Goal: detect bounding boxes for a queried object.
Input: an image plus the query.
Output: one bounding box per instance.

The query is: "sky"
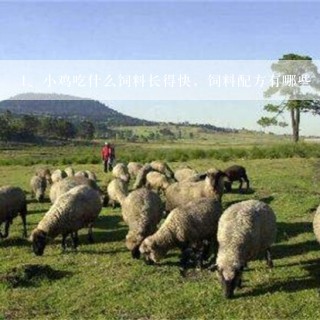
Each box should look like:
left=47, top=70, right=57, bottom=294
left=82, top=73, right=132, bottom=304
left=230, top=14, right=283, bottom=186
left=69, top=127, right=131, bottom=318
left=0, top=0, right=319, bottom=135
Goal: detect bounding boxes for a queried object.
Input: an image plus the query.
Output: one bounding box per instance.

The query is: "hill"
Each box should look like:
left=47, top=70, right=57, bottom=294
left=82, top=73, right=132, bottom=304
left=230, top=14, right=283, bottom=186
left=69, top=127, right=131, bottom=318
left=0, top=93, right=156, bottom=126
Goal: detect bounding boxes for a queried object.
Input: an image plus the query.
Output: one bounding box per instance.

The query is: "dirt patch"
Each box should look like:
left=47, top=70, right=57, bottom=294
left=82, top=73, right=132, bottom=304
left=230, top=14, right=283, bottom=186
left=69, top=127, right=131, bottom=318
left=0, top=264, right=72, bottom=288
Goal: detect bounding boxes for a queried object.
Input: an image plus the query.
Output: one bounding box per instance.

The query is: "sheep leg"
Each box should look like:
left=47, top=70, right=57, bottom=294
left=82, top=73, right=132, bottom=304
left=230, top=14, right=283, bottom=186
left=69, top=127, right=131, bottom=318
left=179, top=247, right=192, bottom=277
left=2, top=220, right=10, bottom=238
left=61, top=234, right=67, bottom=251
left=71, top=232, right=79, bottom=250
left=265, top=248, right=274, bottom=268
left=20, top=208, right=27, bottom=238
left=243, top=173, right=250, bottom=190
left=238, top=179, right=243, bottom=191
left=87, top=224, right=94, bottom=243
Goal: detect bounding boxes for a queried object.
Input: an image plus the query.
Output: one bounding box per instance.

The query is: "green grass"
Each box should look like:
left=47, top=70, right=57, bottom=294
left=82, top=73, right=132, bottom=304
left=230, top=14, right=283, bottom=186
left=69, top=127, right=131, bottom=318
left=1, top=156, right=320, bottom=319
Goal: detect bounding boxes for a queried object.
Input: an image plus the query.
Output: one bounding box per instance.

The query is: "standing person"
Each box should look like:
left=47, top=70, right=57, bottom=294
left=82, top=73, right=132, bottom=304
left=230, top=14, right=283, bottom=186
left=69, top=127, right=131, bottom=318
left=101, top=142, right=111, bottom=173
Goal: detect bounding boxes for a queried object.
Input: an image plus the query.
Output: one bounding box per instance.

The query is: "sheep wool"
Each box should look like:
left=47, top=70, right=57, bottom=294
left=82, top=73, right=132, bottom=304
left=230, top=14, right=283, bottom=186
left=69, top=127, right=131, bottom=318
left=30, top=175, right=47, bottom=202
left=112, top=163, right=130, bottom=182
left=128, top=162, right=143, bottom=179
left=107, top=178, right=129, bottom=208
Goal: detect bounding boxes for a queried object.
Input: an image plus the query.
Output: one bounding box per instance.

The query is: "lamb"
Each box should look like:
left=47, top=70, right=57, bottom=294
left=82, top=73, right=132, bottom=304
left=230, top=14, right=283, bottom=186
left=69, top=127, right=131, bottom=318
left=112, top=163, right=130, bottom=182
left=128, top=162, right=143, bottom=179
left=35, top=168, right=52, bottom=184
left=65, top=167, right=75, bottom=177
left=51, top=169, right=67, bottom=184
left=313, top=204, right=320, bottom=244
left=215, top=200, right=277, bottom=299
left=223, top=165, right=250, bottom=192
left=30, top=175, right=47, bottom=202
left=133, top=164, right=154, bottom=189
left=30, top=185, right=102, bottom=256
left=0, top=186, right=27, bottom=238
left=165, top=170, right=226, bottom=212
left=174, top=167, right=198, bottom=182
left=139, top=198, right=222, bottom=274
left=145, top=171, right=171, bottom=193
left=107, top=178, right=129, bottom=208
left=49, top=176, right=101, bottom=204
left=150, top=160, right=175, bottom=179
left=121, top=188, right=163, bottom=259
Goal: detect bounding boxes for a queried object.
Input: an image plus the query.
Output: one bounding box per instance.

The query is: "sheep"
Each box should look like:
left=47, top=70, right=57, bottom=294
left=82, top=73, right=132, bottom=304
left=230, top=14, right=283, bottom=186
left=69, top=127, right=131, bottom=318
left=0, top=186, right=27, bottom=238
left=49, top=176, right=101, bottom=204
left=85, top=170, right=97, bottom=181
left=223, top=165, right=250, bottom=192
left=51, top=169, right=67, bottom=184
left=112, top=163, right=130, bottom=182
left=165, top=170, right=226, bottom=212
left=65, top=167, right=75, bottom=177
left=145, top=171, right=172, bottom=193
left=133, top=164, right=154, bottom=190
left=150, top=160, right=175, bottom=179
left=128, top=162, right=143, bottom=179
left=30, top=175, right=47, bottom=202
left=74, top=170, right=88, bottom=178
left=174, top=167, right=198, bottom=182
left=121, top=188, right=163, bottom=259
left=139, top=197, right=222, bottom=274
left=313, top=204, right=320, bottom=244
left=107, top=178, right=129, bottom=208
left=30, top=185, right=102, bottom=256
left=35, top=168, right=52, bottom=185
left=215, top=200, right=277, bottom=299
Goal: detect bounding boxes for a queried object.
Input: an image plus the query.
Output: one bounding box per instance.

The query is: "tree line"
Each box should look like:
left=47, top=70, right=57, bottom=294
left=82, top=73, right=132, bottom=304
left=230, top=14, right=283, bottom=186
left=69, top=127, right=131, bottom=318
left=0, top=111, right=95, bottom=142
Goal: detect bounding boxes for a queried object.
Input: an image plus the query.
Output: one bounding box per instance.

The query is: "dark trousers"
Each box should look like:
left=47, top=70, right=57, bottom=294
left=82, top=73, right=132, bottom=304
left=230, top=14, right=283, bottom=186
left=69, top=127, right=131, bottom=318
left=104, top=159, right=113, bottom=172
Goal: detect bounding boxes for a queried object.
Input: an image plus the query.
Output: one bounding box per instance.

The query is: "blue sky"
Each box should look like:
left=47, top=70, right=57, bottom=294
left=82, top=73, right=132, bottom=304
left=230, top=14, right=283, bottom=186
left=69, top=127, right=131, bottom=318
left=0, top=0, right=319, bottom=135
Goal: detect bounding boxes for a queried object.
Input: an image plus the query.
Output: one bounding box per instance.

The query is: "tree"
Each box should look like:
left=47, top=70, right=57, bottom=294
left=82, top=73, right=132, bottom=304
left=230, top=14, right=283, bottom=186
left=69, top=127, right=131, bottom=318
left=257, top=54, right=320, bottom=142
left=78, top=121, right=95, bottom=140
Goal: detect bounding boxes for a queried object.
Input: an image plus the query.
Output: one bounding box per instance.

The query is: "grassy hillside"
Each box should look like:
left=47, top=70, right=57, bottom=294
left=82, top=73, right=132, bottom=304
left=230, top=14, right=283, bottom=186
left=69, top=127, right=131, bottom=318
left=1, top=150, right=320, bottom=318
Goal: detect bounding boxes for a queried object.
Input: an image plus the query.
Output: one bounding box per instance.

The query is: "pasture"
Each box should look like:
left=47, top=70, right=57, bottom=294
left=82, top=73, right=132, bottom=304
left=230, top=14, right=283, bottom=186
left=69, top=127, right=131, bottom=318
left=1, top=141, right=320, bottom=319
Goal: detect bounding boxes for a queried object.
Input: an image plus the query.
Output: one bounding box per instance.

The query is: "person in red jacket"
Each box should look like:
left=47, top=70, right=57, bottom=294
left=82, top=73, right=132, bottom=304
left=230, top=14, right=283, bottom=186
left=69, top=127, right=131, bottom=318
left=101, top=142, right=111, bottom=172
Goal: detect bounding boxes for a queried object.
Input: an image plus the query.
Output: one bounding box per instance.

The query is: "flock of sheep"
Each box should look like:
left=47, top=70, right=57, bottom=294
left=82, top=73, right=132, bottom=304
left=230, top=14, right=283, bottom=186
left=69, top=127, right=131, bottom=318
left=1, top=161, right=320, bottom=299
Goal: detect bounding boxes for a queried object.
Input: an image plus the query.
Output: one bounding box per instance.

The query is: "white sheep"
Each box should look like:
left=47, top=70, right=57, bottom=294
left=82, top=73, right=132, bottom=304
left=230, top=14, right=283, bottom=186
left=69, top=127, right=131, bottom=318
left=112, top=163, right=130, bottom=182
left=107, top=178, right=129, bottom=208
left=30, top=185, right=102, bottom=255
left=174, top=167, right=198, bottom=182
left=145, top=171, right=171, bottom=193
left=140, top=197, right=222, bottom=274
left=313, top=204, right=320, bottom=244
left=65, top=167, right=75, bottom=177
left=51, top=169, right=67, bottom=184
left=216, top=200, right=277, bottom=299
left=128, top=162, right=143, bottom=179
left=30, top=175, right=47, bottom=202
left=165, top=170, right=225, bottom=212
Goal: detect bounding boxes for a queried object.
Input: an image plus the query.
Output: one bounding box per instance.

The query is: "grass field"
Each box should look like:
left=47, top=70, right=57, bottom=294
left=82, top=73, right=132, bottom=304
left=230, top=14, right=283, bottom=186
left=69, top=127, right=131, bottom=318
left=1, top=141, right=320, bottom=319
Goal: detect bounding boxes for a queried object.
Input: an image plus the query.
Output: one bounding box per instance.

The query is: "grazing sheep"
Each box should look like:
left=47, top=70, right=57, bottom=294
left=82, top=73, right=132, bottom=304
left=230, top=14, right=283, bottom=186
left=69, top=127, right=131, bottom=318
left=65, top=167, right=75, bottom=177
left=133, top=164, right=154, bottom=190
left=150, top=160, right=175, bottom=179
left=223, top=165, right=250, bottom=192
left=51, top=169, right=67, bottom=184
left=145, top=171, right=171, bottom=193
left=85, top=170, right=97, bottom=181
left=30, top=175, right=47, bottom=202
left=49, top=176, right=101, bottom=204
left=36, top=168, right=52, bottom=184
left=216, top=200, right=277, bottom=299
left=174, top=167, right=198, bottom=182
left=74, top=171, right=88, bottom=178
left=313, top=204, right=320, bottom=244
left=122, top=188, right=163, bottom=258
left=30, top=185, right=102, bottom=256
left=112, top=163, right=130, bottom=182
left=107, top=178, right=129, bottom=208
left=165, top=170, right=226, bottom=212
left=0, top=186, right=27, bottom=238
left=140, top=198, right=222, bottom=274
left=128, top=162, right=143, bottom=179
